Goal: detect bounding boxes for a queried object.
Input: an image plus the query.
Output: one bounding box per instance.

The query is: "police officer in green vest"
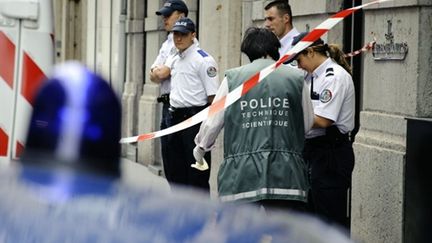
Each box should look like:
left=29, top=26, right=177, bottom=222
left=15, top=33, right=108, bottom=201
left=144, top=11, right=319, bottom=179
left=193, top=27, right=314, bottom=211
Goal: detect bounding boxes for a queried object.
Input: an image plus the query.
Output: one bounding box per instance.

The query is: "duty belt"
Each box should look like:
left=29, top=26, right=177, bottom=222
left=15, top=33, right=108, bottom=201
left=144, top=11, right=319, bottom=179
left=168, top=105, right=208, bottom=119
left=157, top=93, right=170, bottom=104
left=306, top=126, right=351, bottom=146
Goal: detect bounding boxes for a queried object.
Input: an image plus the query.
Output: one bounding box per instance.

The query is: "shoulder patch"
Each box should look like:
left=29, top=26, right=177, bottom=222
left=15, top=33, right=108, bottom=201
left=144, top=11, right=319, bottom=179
left=320, top=89, right=332, bottom=103
left=207, top=66, right=217, bottom=77
left=325, top=67, right=334, bottom=77
left=197, top=49, right=208, bottom=57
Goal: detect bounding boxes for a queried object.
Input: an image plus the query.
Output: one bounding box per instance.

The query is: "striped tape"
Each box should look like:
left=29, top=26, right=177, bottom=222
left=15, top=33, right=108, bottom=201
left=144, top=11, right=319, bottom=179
left=345, top=39, right=376, bottom=58
left=120, top=0, right=392, bottom=144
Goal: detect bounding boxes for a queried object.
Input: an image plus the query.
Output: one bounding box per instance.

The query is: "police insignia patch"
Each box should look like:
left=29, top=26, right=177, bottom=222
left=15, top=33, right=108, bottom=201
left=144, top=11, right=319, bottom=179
left=320, top=89, right=332, bottom=103
left=207, top=66, right=217, bottom=77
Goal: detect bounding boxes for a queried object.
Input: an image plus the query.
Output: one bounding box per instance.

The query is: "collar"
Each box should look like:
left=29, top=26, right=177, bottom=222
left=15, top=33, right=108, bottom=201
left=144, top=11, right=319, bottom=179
left=251, top=57, right=274, bottom=64
left=178, top=42, right=199, bottom=58
left=312, top=57, right=332, bottom=80
left=279, top=27, right=299, bottom=44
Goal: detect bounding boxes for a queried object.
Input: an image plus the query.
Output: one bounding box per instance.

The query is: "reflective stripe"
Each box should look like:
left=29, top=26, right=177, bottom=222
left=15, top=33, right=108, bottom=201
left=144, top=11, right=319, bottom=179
left=15, top=141, right=24, bottom=158
left=21, top=52, right=47, bottom=105
left=0, top=127, right=9, bottom=156
left=0, top=31, right=16, bottom=89
left=220, top=188, right=307, bottom=202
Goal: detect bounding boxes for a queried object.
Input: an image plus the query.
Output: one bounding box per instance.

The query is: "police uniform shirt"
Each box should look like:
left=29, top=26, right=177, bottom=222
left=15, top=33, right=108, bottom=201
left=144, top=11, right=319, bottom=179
left=151, top=33, right=176, bottom=95
left=306, top=58, right=355, bottom=139
left=279, top=27, right=299, bottom=57
left=169, top=42, right=219, bottom=108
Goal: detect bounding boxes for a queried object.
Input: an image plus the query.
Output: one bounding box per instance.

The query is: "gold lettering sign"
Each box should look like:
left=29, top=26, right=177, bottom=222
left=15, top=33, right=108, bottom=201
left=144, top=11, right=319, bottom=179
left=372, top=20, right=408, bottom=61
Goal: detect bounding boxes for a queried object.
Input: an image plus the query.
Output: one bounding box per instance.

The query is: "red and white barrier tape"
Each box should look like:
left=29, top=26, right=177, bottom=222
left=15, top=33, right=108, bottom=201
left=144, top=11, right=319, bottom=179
left=120, top=0, right=392, bottom=144
left=344, top=39, right=376, bottom=58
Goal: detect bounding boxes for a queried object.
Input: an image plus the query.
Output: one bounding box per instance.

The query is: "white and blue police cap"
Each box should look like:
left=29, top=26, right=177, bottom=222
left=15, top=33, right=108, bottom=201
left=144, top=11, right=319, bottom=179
left=22, top=62, right=121, bottom=178
left=172, top=17, right=195, bottom=33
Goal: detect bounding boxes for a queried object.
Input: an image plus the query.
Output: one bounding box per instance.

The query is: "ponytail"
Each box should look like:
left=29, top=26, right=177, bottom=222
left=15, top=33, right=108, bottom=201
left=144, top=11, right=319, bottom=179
left=309, top=44, right=352, bottom=76
left=327, top=44, right=352, bottom=75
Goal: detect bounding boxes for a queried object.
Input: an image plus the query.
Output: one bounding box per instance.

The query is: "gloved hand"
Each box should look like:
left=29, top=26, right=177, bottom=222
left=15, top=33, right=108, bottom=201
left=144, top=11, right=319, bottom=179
left=191, top=146, right=209, bottom=171
left=193, top=146, right=205, bottom=165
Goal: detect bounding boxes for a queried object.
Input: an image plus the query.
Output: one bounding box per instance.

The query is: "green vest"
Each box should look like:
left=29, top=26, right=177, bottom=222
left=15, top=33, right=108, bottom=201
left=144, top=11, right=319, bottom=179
left=218, top=59, right=309, bottom=203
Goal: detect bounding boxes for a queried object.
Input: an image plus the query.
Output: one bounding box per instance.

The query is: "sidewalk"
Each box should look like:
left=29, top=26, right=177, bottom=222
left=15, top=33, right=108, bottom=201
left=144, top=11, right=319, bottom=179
left=120, top=158, right=220, bottom=199
left=120, top=158, right=170, bottom=192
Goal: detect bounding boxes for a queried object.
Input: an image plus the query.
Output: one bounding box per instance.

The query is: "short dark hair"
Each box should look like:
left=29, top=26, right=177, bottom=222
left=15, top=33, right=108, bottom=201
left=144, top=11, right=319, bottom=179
left=265, top=0, right=292, bottom=21
left=241, top=27, right=281, bottom=62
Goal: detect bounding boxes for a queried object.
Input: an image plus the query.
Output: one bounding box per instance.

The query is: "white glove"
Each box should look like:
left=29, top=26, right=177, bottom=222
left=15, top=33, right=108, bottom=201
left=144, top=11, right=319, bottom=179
left=191, top=146, right=209, bottom=171
left=193, top=146, right=205, bottom=165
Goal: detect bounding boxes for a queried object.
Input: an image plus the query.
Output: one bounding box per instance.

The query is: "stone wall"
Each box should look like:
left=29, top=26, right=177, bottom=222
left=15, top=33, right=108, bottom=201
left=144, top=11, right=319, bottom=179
left=120, top=0, right=145, bottom=163
left=198, top=0, right=243, bottom=198
left=351, top=1, right=432, bottom=242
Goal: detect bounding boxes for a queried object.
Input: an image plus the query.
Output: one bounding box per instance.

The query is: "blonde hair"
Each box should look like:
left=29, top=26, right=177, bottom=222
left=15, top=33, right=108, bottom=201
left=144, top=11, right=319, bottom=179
left=308, top=44, right=352, bottom=75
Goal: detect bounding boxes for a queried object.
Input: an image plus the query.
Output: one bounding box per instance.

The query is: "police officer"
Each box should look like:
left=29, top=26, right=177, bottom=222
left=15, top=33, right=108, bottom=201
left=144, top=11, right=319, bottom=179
left=193, top=27, right=314, bottom=211
left=165, top=17, right=219, bottom=192
left=150, top=0, right=189, bottom=181
left=291, top=32, right=355, bottom=228
left=264, top=0, right=299, bottom=57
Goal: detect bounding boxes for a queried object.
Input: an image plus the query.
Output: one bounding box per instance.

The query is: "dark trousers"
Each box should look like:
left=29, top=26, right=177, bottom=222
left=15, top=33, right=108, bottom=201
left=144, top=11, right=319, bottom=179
left=303, top=133, right=355, bottom=229
left=160, top=103, right=171, bottom=178
left=165, top=105, right=211, bottom=193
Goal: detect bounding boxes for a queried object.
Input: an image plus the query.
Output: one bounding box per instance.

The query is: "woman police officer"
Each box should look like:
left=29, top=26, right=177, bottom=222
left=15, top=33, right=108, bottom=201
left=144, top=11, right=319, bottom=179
left=291, top=32, right=355, bottom=229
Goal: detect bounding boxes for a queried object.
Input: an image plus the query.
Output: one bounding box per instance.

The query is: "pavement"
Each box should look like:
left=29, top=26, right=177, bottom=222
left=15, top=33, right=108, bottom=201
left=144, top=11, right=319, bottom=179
left=120, top=158, right=170, bottom=191
left=120, top=158, right=223, bottom=199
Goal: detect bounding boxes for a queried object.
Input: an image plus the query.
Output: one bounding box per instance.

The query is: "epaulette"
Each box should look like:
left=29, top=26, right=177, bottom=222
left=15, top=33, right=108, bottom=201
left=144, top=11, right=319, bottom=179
left=325, top=67, right=334, bottom=77
left=197, top=49, right=208, bottom=57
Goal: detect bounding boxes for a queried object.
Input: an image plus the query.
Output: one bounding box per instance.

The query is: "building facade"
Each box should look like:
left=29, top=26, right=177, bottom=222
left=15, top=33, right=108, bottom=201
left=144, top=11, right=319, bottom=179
left=54, top=0, right=432, bottom=242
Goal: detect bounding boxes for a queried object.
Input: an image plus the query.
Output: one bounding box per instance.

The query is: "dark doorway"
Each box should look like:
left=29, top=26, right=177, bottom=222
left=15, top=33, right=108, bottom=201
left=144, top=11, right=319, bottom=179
left=342, top=0, right=364, bottom=230
left=343, top=0, right=363, bottom=141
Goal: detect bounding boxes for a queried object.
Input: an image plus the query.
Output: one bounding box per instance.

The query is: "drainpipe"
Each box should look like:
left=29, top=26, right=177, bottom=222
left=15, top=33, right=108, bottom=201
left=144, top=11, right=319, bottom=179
left=116, top=0, right=127, bottom=97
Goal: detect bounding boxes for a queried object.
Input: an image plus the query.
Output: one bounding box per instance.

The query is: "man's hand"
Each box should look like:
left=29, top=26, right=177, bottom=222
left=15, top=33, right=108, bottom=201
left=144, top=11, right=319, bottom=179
left=150, top=65, right=171, bottom=83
